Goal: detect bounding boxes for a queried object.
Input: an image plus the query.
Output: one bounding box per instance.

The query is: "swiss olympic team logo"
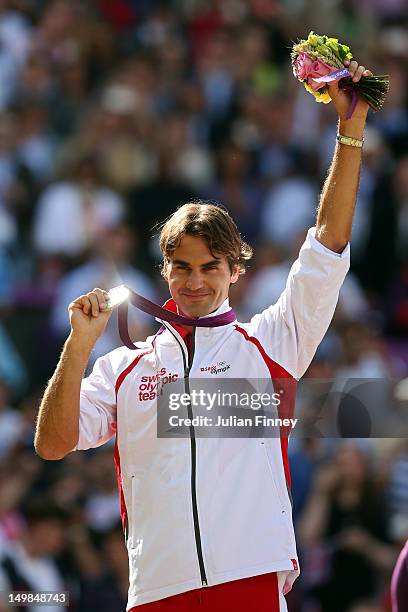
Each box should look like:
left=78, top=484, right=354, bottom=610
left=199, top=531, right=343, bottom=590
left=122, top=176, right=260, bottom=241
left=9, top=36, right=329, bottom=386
left=138, top=368, right=178, bottom=401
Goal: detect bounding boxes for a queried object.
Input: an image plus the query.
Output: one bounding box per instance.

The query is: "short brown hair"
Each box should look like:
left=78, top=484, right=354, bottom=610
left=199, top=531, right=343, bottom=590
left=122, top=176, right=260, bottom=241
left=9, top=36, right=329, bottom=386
left=159, top=201, right=253, bottom=276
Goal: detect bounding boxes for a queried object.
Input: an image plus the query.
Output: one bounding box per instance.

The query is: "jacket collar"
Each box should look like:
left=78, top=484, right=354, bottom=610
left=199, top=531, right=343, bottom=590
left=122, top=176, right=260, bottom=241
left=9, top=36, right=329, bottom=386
left=161, top=297, right=231, bottom=318
left=158, top=298, right=233, bottom=342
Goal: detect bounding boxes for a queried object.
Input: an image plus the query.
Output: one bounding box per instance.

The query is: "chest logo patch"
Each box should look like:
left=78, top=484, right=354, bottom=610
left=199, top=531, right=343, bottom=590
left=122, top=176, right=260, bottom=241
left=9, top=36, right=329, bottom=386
left=200, top=361, right=231, bottom=375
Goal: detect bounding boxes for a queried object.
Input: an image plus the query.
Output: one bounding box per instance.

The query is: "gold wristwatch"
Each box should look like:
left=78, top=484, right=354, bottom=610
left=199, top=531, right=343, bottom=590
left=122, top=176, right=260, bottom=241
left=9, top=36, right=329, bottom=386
left=336, top=133, right=364, bottom=148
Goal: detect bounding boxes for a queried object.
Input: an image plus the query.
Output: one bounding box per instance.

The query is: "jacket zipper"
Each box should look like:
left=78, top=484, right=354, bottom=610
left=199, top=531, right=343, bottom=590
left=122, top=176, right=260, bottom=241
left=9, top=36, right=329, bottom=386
left=164, top=324, right=208, bottom=586
left=184, top=330, right=207, bottom=586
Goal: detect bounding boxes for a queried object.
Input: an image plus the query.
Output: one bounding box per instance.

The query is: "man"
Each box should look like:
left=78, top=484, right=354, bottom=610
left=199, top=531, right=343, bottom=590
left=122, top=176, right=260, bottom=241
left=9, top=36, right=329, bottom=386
left=0, top=501, right=66, bottom=612
left=35, top=59, right=372, bottom=611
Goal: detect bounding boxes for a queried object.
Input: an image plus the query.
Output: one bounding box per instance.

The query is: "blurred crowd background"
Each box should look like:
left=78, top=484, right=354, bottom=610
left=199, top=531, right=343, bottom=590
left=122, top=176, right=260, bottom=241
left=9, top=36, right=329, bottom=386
left=0, top=0, right=407, bottom=611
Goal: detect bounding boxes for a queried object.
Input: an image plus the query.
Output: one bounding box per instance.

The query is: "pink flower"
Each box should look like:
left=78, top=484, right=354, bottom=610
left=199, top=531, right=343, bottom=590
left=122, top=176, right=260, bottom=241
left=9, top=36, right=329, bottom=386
left=295, top=53, right=334, bottom=91
left=294, top=53, right=314, bottom=81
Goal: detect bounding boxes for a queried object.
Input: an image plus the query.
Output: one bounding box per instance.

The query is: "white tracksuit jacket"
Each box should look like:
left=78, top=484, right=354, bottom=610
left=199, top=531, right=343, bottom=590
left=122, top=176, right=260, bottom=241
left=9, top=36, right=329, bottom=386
left=74, top=228, right=350, bottom=609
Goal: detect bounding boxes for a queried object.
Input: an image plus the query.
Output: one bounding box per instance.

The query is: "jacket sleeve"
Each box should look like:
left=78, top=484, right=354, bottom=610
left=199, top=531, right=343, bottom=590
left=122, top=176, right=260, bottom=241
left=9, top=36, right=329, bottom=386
left=247, top=227, right=350, bottom=379
left=74, top=353, right=117, bottom=450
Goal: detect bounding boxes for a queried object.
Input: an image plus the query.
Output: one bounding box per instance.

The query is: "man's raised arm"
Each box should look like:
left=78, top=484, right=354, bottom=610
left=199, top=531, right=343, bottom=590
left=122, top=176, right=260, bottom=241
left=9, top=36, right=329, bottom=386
left=315, top=59, right=372, bottom=253
left=35, top=288, right=112, bottom=460
left=247, top=60, right=375, bottom=378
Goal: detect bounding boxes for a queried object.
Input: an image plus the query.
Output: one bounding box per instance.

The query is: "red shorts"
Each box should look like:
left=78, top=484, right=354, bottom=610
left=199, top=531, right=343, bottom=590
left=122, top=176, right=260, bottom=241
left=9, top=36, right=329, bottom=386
left=129, top=572, right=281, bottom=611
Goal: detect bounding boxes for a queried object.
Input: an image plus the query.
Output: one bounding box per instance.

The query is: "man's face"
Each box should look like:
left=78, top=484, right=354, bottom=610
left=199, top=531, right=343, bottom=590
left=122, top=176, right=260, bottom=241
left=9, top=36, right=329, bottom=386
left=165, top=235, right=239, bottom=317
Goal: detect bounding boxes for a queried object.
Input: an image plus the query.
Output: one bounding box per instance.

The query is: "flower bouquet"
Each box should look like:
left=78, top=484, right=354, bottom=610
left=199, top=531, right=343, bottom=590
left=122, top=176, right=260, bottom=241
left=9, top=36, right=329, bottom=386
left=291, top=32, right=389, bottom=118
